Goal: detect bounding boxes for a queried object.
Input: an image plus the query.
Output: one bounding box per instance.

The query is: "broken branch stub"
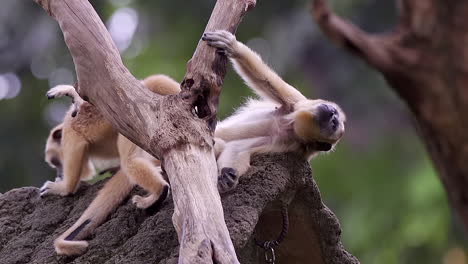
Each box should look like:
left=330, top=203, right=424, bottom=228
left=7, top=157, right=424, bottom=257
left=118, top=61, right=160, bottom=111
left=33, top=0, right=256, bottom=262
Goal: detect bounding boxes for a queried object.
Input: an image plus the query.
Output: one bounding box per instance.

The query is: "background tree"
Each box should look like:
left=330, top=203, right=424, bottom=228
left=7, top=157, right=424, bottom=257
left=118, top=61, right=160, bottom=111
left=312, top=0, right=468, bottom=239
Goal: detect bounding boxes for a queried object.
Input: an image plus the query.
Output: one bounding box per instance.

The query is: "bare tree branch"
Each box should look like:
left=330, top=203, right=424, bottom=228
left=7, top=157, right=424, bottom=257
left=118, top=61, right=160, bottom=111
left=311, top=0, right=393, bottom=70
left=32, top=0, right=255, bottom=262
left=310, top=0, right=419, bottom=74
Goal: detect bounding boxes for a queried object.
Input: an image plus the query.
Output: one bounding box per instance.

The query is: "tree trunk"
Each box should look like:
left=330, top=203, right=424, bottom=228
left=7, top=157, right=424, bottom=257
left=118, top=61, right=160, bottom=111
left=311, top=0, right=468, bottom=231
left=32, top=0, right=255, bottom=262
left=0, top=154, right=358, bottom=264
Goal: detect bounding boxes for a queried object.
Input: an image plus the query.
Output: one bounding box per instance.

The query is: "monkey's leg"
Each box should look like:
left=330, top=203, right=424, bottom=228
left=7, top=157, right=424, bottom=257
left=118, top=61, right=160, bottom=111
left=80, top=160, right=95, bottom=181
left=215, top=119, right=272, bottom=142
left=122, top=155, right=169, bottom=212
left=216, top=137, right=269, bottom=193
left=41, top=130, right=89, bottom=196
left=214, top=138, right=226, bottom=159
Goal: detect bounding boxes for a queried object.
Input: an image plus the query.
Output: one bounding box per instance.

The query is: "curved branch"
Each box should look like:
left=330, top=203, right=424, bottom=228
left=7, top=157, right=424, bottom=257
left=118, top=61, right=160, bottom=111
left=310, top=0, right=418, bottom=73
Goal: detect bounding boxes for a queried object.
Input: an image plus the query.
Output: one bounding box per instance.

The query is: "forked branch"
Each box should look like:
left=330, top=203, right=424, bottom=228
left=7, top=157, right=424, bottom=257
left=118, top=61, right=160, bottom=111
left=33, top=0, right=255, bottom=262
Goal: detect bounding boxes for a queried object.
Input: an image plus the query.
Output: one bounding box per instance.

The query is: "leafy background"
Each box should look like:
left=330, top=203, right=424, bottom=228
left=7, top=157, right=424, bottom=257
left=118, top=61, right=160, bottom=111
left=0, top=0, right=465, bottom=263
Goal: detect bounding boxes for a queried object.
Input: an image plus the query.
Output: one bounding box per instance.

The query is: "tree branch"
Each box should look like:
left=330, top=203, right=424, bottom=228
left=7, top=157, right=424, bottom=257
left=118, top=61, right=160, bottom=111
left=32, top=0, right=255, bottom=262
left=310, top=0, right=419, bottom=74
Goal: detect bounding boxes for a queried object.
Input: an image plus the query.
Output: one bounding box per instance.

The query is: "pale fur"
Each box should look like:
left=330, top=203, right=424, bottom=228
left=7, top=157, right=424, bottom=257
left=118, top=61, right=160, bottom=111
left=43, top=75, right=180, bottom=255
left=203, top=30, right=346, bottom=192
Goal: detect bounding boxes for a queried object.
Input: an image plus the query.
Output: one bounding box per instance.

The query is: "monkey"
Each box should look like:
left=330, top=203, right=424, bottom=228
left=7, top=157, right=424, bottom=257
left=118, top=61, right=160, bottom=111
left=41, top=75, right=180, bottom=255
left=202, top=30, right=346, bottom=193
left=53, top=137, right=169, bottom=256
left=40, top=74, right=180, bottom=197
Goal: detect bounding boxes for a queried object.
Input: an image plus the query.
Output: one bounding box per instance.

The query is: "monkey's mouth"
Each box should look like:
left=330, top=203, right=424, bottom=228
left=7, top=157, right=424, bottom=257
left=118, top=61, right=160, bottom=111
left=315, top=141, right=332, bottom=151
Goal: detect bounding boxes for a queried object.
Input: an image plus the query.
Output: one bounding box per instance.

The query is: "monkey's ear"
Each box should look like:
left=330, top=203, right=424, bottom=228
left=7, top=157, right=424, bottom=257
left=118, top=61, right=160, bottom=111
left=294, top=111, right=321, bottom=142
left=316, top=142, right=332, bottom=151
left=52, top=129, right=62, bottom=140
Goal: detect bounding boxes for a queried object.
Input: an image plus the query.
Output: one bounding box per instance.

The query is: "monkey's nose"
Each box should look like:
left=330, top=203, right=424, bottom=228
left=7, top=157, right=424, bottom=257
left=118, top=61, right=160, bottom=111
left=331, top=116, right=338, bottom=129
left=317, top=104, right=336, bottom=121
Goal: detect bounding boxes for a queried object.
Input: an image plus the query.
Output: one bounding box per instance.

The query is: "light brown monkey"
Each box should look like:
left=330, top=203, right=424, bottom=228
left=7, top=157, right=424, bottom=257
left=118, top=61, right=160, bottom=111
left=41, top=75, right=180, bottom=197
left=42, top=75, right=180, bottom=255
left=202, top=30, right=346, bottom=192
left=53, top=137, right=168, bottom=256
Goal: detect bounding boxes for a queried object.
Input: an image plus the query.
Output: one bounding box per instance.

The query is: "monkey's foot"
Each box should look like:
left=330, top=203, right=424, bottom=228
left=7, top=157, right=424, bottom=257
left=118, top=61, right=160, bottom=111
left=55, top=239, right=89, bottom=256
left=46, top=85, right=76, bottom=100
left=132, top=184, right=170, bottom=209
left=46, top=84, right=85, bottom=117
left=132, top=194, right=158, bottom=209
left=144, top=185, right=170, bottom=215
left=40, top=181, right=71, bottom=197
left=202, top=30, right=238, bottom=57
left=217, top=167, right=239, bottom=193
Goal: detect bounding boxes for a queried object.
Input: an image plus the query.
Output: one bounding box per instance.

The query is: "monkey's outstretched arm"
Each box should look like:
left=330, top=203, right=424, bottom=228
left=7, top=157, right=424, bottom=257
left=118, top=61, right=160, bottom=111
left=203, top=30, right=306, bottom=107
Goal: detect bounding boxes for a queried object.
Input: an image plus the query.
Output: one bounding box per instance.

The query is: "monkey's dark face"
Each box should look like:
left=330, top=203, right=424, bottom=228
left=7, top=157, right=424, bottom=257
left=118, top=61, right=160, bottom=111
left=316, top=103, right=345, bottom=140
left=293, top=99, right=346, bottom=150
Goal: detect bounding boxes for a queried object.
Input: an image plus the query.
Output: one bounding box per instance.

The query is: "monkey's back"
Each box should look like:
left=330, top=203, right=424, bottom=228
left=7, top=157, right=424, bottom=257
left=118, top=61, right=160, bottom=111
left=63, top=103, right=119, bottom=158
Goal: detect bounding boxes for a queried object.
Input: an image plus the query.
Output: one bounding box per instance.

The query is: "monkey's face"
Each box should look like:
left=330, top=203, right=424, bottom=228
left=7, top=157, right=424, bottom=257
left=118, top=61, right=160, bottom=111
left=293, top=99, right=345, bottom=151
left=45, top=124, right=64, bottom=179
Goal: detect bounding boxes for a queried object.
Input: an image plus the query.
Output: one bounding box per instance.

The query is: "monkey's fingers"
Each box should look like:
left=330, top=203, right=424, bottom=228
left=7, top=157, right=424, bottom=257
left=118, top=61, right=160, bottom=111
left=39, top=181, right=54, bottom=197
left=202, top=31, right=239, bottom=58
left=203, top=30, right=236, bottom=43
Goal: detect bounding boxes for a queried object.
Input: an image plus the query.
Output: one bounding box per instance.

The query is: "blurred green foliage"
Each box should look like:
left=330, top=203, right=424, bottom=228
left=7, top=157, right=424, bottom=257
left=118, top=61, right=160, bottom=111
left=0, top=0, right=465, bottom=263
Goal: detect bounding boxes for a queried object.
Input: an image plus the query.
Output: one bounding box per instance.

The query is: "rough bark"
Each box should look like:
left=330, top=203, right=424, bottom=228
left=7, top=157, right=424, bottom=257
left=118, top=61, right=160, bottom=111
left=312, top=0, right=468, bottom=231
left=33, top=0, right=255, bottom=262
left=0, top=154, right=358, bottom=264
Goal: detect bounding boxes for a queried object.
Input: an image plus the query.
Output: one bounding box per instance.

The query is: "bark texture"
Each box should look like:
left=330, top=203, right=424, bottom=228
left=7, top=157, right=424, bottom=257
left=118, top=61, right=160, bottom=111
left=312, top=0, right=468, bottom=230
left=0, top=154, right=358, bottom=264
left=33, top=0, right=255, bottom=262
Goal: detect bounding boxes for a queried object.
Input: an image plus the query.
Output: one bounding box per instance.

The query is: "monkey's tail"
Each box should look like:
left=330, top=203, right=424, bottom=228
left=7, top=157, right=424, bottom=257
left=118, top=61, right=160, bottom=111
left=142, top=74, right=181, bottom=95
left=54, top=170, right=134, bottom=256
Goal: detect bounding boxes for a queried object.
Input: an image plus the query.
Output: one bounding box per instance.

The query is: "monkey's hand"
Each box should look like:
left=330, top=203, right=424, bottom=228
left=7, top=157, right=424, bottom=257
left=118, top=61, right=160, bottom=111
left=202, top=30, right=239, bottom=58
left=46, top=85, right=85, bottom=117
left=40, top=180, right=70, bottom=197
